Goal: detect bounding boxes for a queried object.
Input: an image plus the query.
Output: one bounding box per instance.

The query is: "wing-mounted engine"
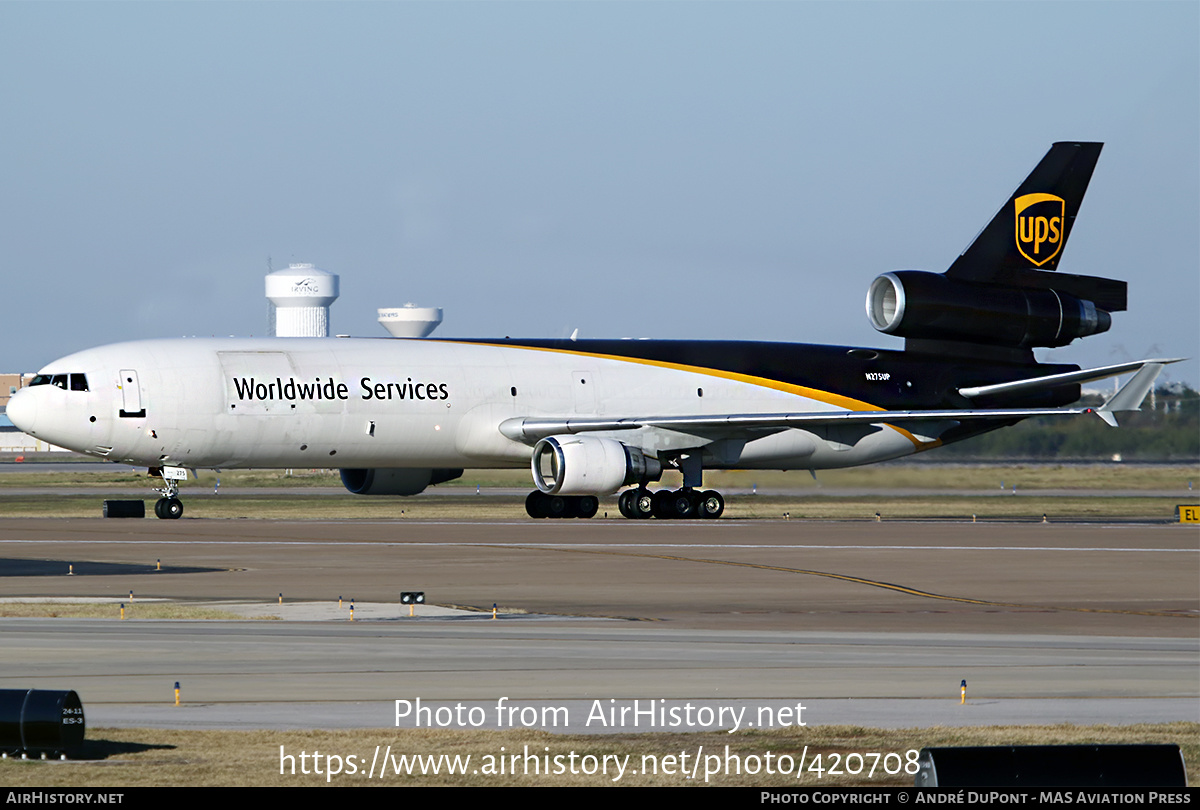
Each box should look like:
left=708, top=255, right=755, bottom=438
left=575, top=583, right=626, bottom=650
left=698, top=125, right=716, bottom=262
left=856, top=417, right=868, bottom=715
left=340, top=467, right=463, bottom=496
left=531, top=435, right=662, bottom=495
left=867, top=142, right=1126, bottom=361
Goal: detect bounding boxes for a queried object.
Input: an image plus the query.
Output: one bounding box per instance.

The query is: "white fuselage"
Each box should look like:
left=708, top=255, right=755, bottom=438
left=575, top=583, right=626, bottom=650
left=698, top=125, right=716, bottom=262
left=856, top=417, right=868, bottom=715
left=9, top=337, right=923, bottom=477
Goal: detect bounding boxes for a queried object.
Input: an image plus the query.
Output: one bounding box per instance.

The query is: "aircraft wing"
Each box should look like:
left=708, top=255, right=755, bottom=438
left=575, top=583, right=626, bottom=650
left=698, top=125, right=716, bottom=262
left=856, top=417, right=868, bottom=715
left=499, top=359, right=1177, bottom=443
left=499, top=407, right=1094, bottom=443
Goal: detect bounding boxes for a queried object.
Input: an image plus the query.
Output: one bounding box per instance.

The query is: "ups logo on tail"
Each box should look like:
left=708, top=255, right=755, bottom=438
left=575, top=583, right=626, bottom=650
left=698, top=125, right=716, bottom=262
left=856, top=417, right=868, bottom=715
left=1014, top=193, right=1065, bottom=266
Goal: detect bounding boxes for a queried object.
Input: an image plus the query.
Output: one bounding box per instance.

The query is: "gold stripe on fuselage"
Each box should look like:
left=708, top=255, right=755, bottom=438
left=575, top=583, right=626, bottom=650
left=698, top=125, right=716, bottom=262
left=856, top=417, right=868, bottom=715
left=449, top=341, right=939, bottom=450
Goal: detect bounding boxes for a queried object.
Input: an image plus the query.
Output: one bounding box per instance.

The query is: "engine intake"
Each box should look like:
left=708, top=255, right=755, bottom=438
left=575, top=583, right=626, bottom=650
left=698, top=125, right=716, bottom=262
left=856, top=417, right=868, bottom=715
left=531, top=436, right=662, bottom=496
left=866, top=271, right=1111, bottom=349
left=340, top=468, right=463, bottom=496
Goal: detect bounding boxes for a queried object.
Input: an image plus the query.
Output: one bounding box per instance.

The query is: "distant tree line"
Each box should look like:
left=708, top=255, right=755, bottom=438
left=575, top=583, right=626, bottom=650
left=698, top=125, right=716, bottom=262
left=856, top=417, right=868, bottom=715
left=935, top=385, right=1199, bottom=461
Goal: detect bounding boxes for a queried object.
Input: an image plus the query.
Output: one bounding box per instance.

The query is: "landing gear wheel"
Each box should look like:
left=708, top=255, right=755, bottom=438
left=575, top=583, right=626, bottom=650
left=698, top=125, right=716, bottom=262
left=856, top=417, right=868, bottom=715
left=632, top=489, right=655, bottom=519
left=576, top=496, right=599, bottom=519
left=150, top=470, right=184, bottom=520
left=528, top=492, right=600, bottom=519
left=670, top=489, right=696, bottom=519
left=652, top=489, right=676, bottom=519
left=547, top=496, right=570, bottom=518
left=697, top=490, right=725, bottom=519
left=156, top=497, right=183, bottom=520
left=618, top=489, right=636, bottom=519
left=525, top=491, right=549, bottom=518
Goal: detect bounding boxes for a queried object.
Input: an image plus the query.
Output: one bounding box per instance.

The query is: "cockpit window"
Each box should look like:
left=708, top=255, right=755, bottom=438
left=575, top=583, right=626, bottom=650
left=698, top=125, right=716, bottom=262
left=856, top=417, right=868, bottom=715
left=28, top=373, right=88, bottom=391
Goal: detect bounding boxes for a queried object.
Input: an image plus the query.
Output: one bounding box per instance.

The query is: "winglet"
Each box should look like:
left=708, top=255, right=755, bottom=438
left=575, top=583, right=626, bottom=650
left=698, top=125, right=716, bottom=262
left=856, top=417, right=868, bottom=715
left=1096, top=362, right=1171, bottom=427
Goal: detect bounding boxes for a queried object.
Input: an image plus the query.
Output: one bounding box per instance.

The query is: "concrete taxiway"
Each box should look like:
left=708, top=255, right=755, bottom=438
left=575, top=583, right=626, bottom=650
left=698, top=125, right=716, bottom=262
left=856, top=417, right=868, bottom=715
left=0, top=517, right=1195, bottom=732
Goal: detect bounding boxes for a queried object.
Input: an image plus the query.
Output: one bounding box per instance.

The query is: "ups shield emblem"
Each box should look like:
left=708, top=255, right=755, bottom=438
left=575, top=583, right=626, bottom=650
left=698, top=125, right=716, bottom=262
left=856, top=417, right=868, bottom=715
left=1014, top=193, right=1065, bottom=267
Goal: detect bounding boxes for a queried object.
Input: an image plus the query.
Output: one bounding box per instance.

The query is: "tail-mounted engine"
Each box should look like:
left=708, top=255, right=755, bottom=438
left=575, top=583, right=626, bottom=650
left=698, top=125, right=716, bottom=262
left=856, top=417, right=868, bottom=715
left=866, top=271, right=1114, bottom=349
left=532, top=436, right=662, bottom=496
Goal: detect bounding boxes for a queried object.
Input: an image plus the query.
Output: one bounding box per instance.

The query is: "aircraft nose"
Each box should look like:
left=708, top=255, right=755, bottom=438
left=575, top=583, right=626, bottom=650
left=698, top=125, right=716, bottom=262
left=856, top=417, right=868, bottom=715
left=6, top=387, right=37, bottom=434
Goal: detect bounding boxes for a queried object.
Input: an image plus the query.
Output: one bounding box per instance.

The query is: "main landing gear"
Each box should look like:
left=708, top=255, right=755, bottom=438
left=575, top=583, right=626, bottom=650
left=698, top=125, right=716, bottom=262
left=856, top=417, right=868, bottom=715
left=523, top=449, right=726, bottom=520
left=525, top=491, right=600, bottom=519
left=617, top=487, right=724, bottom=520
left=523, top=488, right=725, bottom=519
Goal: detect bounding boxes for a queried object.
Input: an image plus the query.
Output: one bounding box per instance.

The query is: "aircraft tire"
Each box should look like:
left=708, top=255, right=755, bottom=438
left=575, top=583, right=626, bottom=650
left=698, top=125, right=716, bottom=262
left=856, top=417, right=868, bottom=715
left=548, top=496, right=570, bottom=518
left=652, top=490, right=676, bottom=519
left=632, top=490, right=655, bottom=519
left=153, top=498, right=166, bottom=519
left=698, top=490, right=725, bottom=519
left=668, top=490, right=695, bottom=519
left=525, top=491, right=549, bottom=519
left=576, top=496, right=599, bottom=519
left=618, top=489, right=635, bottom=519
left=164, top=498, right=183, bottom=520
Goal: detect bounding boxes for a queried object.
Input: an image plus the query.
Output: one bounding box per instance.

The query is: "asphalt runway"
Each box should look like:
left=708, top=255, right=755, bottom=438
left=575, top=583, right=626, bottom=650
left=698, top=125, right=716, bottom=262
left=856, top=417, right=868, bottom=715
left=0, top=485, right=1192, bottom=498
left=0, top=517, right=1196, bottom=731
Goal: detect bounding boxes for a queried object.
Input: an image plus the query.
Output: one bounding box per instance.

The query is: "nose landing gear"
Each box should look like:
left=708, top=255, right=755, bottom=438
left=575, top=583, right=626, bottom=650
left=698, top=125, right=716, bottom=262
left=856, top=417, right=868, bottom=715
left=149, top=466, right=186, bottom=520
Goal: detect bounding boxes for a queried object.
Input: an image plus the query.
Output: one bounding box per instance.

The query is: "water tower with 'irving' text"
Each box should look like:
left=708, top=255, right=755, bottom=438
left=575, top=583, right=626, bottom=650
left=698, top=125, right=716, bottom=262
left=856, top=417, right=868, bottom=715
left=265, top=263, right=339, bottom=337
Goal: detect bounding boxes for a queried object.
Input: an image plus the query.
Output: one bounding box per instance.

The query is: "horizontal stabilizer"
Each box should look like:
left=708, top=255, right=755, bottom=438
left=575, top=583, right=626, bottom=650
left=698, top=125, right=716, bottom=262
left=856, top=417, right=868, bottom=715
left=1006, top=269, right=1127, bottom=312
left=1096, top=362, right=1171, bottom=427
left=958, top=358, right=1183, bottom=399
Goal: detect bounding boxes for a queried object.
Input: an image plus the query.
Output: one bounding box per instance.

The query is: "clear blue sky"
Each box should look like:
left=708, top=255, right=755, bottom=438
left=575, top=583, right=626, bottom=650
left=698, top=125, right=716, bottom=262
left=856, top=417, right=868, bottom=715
left=2, top=2, right=1196, bottom=384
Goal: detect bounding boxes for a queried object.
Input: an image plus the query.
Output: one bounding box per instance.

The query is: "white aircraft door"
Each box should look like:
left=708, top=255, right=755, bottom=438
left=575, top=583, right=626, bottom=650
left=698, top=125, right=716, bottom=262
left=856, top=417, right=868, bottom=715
left=118, top=369, right=145, bottom=418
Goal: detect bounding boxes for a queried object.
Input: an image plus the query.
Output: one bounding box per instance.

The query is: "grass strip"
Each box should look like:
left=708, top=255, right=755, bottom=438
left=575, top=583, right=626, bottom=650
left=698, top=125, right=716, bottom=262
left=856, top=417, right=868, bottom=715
left=0, top=464, right=1196, bottom=491
left=0, top=602, right=266, bottom=620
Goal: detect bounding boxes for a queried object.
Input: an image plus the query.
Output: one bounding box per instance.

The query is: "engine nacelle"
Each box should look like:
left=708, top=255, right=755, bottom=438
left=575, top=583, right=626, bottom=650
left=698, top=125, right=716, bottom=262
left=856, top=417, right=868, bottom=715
left=531, top=436, right=662, bottom=496
left=866, top=271, right=1111, bottom=349
left=340, top=468, right=463, bottom=496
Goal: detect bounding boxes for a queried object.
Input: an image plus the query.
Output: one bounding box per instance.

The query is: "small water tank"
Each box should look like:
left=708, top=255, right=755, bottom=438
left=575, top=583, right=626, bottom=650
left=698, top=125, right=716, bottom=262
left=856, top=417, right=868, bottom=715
left=378, top=304, right=443, bottom=338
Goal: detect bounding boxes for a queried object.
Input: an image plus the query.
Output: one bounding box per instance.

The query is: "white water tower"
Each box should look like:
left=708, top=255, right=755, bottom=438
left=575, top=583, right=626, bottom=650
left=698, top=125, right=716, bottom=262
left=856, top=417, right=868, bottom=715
left=265, top=263, right=339, bottom=337
left=378, top=304, right=443, bottom=338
